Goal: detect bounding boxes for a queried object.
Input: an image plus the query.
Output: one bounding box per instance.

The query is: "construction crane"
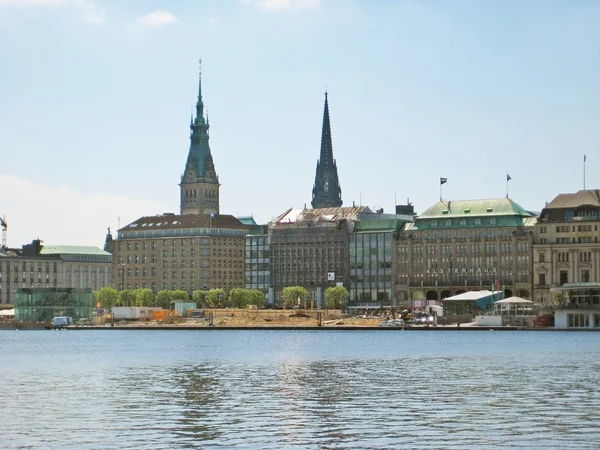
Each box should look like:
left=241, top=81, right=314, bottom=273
left=0, top=216, right=6, bottom=251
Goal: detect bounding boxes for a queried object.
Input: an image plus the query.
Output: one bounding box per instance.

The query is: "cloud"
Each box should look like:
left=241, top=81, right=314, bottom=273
left=136, top=9, right=177, bottom=28
left=242, top=0, right=320, bottom=12
left=0, top=175, right=167, bottom=248
left=0, top=0, right=106, bottom=24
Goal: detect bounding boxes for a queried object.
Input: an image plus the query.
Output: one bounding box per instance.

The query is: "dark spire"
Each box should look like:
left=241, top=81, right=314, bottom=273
left=311, top=91, right=342, bottom=209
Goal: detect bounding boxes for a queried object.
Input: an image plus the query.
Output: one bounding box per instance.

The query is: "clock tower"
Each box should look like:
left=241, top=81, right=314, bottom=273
left=180, top=60, right=220, bottom=215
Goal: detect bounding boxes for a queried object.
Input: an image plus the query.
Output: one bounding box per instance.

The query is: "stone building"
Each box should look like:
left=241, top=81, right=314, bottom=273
left=311, top=92, right=342, bottom=209
left=396, top=198, right=536, bottom=308
left=532, top=189, right=600, bottom=304
left=0, top=242, right=112, bottom=305
left=269, top=206, right=369, bottom=305
left=113, top=213, right=249, bottom=296
left=180, top=62, right=220, bottom=215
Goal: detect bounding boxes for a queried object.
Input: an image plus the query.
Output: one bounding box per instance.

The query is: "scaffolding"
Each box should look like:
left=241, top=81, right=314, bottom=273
left=14, top=288, right=94, bottom=322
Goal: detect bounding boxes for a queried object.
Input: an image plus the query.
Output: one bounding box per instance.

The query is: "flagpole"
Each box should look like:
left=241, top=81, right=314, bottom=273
left=584, top=155, right=586, bottom=189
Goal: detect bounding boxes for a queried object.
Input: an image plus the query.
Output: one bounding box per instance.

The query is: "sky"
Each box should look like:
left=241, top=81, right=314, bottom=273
left=1, top=0, right=599, bottom=249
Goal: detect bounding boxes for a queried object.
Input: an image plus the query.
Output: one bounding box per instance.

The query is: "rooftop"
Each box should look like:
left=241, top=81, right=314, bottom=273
left=120, top=213, right=249, bottom=232
left=419, top=198, right=532, bottom=219
left=544, top=189, right=600, bottom=210
left=40, top=245, right=111, bottom=256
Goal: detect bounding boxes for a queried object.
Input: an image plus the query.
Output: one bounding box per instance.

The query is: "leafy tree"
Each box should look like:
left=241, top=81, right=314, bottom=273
left=155, top=290, right=172, bottom=309
left=325, top=286, right=349, bottom=309
left=135, top=288, right=154, bottom=307
left=192, top=290, right=206, bottom=307
left=119, top=289, right=136, bottom=307
left=171, top=289, right=189, bottom=301
left=95, top=287, right=118, bottom=311
left=282, top=286, right=308, bottom=309
left=229, top=288, right=249, bottom=309
left=248, top=289, right=266, bottom=308
left=205, top=288, right=226, bottom=308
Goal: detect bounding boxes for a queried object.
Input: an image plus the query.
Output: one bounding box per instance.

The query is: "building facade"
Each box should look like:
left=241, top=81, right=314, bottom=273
left=311, top=92, right=342, bottom=209
left=348, top=217, right=410, bottom=310
left=240, top=217, right=271, bottom=295
left=532, top=189, right=600, bottom=304
left=269, top=207, right=368, bottom=304
left=0, top=243, right=112, bottom=305
left=396, top=198, right=536, bottom=308
left=113, top=213, right=249, bottom=296
left=180, top=62, right=220, bottom=215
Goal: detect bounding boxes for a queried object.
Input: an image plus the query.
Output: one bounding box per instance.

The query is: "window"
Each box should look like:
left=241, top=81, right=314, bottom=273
left=539, top=252, right=545, bottom=262
left=538, top=273, right=546, bottom=286
left=582, top=270, right=590, bottom=283
left=559, top=270, right=568, bottom=286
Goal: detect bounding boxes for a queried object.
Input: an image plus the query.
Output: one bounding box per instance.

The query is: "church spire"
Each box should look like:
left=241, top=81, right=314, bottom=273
left=311, top=91, right=342, bottom=209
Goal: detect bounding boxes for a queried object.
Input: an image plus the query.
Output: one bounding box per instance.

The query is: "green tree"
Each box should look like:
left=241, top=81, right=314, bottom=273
left=171, top=289, right=189, bottom=301
left=155, top=290, right=172, bottom=309
left=282, top=286, right=308, bottom=309
left=229, top=288, right=249, bottom=309
left=119, top=289, right=136, bottom=307
left=135, top=288, right=154, bottom=307
left=192, top=290, right=206, bottom=308
left=205, top=288, right=226, bottom=308
left=248, top=289, right=266, bottom=308
left=95, top=287, right=119, bottom=311
left=325, top=286, right=349, bottom=309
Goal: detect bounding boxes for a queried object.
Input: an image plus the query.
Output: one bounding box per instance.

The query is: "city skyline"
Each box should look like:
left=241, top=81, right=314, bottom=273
left=1, top=0, right=599, bottom=248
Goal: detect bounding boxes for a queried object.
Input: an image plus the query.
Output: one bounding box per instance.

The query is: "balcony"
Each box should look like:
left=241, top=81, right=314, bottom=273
left=554, top=302, right=600, bottom=310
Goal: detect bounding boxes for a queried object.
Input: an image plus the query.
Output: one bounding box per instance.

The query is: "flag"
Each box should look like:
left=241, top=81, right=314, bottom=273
left=210, top=212, right=216, bottom=218
left=584, top=154, right=587, bottom=162
left=507, top=174, right=511, bottom=182
left=440, top=177, right=448, bottom=185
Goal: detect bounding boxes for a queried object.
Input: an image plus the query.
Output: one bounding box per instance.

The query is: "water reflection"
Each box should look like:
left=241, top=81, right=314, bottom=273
left=2, top=330, right=600, bottom=449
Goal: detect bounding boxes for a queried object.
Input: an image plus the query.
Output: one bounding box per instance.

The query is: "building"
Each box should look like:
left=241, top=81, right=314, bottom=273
left=311, top=92, right=342, bottom=209
left=0, top=241, right=112, bottom=305
left=239, top=217, right=271, bottom=296
left=549, top=283, right=600, bottom=329
left=348, top=215, right=411, bottom=310
left=14, top=287, right=94, bottom=322
left=180, top=62, right=220, bottom=215
left=269, top=207, right=369, bottom=305
left=113, top=213, right=250, bottom=296
left=532, top=189, right=600, bottom=304
left=396, top=198, right=536, bottom=308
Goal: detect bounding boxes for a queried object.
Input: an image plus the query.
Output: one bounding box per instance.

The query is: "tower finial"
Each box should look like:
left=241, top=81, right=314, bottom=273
left=199, top=58, right=202, bottom=75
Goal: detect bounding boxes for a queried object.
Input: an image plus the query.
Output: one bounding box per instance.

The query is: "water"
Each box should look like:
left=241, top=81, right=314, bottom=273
left=2, top=329, right=600, bottom=449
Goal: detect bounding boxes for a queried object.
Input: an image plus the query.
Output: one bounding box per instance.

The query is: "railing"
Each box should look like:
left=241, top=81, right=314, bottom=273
left=553, top=303, right=600, bottom=310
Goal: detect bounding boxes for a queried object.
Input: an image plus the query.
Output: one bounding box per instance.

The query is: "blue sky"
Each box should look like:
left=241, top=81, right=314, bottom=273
left=1, top=0, right=599, bottom=247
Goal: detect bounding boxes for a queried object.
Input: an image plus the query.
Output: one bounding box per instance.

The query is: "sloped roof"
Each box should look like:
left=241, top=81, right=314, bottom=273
left=237, top=216, right=258, bottom=226
left=40, top=245, right=111, bottom=256
left=274, top=206, right=371, bottom=224
left=495, top=296, right=533, bottom=304
left=120, top=213, right=249, bottom=232
left=419, top=198, right=532, bottom=219
left=353, top=219, right=405, bottom=233
left=443, top=290, right=501, bottom=301
left=544, top=189, right=600, bottom=209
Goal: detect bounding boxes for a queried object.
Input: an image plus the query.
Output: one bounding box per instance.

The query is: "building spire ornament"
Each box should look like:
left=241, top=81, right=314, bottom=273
left=311, top=91, right=342, bottom=209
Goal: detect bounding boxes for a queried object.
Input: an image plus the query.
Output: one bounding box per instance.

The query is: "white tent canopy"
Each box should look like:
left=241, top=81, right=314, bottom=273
left=494, top=296, right=533, bottom=304
left=0, top=308, right=15, bottom=316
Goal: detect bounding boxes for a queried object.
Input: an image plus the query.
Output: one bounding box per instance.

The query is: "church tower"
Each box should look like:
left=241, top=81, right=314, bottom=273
left=311, top=92, right=342, bottom=209
left=180, top=60, right=220, bottom=215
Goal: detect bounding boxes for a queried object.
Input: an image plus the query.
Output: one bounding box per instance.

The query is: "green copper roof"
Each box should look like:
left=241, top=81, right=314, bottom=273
left=353, top=219, right=407, bottom=233
left=419, top=198, right=532, bottom=219
left=237, top=217, right=258, bottom=226
left=40, top=245, right=111, bottom=256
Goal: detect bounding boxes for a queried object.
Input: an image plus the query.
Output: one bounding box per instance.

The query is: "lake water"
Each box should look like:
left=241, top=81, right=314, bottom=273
left=2, top=329, right=600, bottom=449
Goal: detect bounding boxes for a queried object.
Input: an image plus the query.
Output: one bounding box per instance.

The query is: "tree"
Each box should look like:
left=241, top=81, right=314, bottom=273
left=135, top=288, right=154, bottom=307
left=205, top=288, right=226, bottom=308
left=192, top=290, right=206, bottom=308
left=155, top=290, right=172, bottom=309
left=229, top=288, right=249, bottom=309
left=119, top=289, right=136, bottom=307
left=95, top=287, right=118, bottom=311
left=325, top=286, right=349, bottom=309
left=248, top=289, right=266, bottom=308
left=282, top=286, right=308, bottom=309
left=171, top=289, right=189, bottom=301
